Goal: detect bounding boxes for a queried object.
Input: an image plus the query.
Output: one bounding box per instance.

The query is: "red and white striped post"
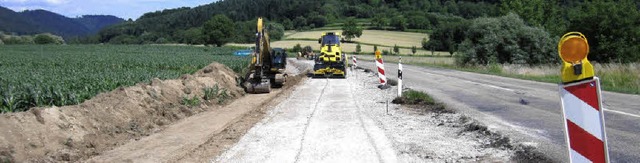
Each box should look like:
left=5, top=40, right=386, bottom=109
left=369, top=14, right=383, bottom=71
left=375, top=50, right=386, bottom=86
left=559, top=78, right=609, bottom=163
left=558, top=32, right=609, bottom=163
left=352, top=56, right=357, bottom=69
left=398, top=57, right=403, bottom=97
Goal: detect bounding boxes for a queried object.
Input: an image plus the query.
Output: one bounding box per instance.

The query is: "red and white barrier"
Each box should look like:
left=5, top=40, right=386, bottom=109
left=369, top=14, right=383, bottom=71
left=352, top=56, right=357, bottom=68
left=559, top=77, right=609, bottom=163
left=398, top=57, right=403, bottom=97
left=376, top=57, right=386, bottom=85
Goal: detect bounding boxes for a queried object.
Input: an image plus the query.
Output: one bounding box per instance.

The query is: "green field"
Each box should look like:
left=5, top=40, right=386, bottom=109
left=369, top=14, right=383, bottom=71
left=232, top=30, right=448, bottom=56
left=0, top=45, right=250, bottom=113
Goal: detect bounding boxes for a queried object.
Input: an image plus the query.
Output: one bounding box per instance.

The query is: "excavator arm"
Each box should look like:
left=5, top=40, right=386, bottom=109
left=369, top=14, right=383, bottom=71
left=244, top=17, right=286, bottom=93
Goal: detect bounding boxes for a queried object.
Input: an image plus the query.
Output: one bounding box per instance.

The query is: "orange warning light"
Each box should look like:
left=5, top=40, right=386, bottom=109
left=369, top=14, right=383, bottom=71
left=558, top=32, right=595, bottom=83
left=559, top=32, right=589, bottom=64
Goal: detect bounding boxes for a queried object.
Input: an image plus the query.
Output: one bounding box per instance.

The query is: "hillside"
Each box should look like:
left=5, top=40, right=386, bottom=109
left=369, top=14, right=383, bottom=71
left=0, top=6, right=124, bottom=38
left=95, top=0, right=639, bottom=63
left=75, top=15, right=128, bottom=34
left=96, top=0, right=500, bottom=44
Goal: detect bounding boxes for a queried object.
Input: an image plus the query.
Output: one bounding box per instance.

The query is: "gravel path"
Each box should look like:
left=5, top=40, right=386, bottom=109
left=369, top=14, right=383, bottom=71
left=213, top=62, right=516, bottom=162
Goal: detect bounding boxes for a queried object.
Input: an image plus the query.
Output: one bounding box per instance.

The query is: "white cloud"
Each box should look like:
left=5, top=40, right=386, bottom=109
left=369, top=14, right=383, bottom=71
left=0, top=0, right=29, bottom=2
left=44, top=0, right=68, bottom=5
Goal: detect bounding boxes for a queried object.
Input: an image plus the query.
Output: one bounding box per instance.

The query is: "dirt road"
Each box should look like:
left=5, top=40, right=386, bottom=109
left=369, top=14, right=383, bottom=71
left=357, top=60, right=640, bottom=162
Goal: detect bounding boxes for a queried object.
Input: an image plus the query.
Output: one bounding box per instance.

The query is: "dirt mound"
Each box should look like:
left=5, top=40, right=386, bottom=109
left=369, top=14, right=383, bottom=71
left=0, top=62, right=243, bottom=162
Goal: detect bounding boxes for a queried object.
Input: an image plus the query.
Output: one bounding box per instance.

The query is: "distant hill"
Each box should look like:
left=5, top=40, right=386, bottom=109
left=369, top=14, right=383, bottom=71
left=0, top=6, right=124, bottom=38
left=75, top=15, right=127, bottom=34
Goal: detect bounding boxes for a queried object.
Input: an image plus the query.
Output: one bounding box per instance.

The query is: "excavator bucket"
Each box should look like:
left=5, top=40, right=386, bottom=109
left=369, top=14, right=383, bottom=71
left=243, top=73, right=272, bottom=93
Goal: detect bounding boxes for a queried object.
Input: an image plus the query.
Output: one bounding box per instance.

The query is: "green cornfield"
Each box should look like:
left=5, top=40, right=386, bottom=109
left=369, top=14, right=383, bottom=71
left=0, top=45, right=251, bottom=113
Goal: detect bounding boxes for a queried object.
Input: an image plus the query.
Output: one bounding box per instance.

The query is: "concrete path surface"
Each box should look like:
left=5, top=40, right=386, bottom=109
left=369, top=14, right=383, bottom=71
left=214, top=78, right=397, bottom=162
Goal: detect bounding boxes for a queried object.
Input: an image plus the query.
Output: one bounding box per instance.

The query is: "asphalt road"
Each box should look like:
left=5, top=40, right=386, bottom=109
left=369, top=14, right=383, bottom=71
left=358, top=60, right=640, bottom=162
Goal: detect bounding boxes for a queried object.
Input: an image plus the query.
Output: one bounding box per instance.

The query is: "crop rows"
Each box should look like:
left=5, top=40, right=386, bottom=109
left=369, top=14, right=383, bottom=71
left=0, top=45, right=250, bottom=113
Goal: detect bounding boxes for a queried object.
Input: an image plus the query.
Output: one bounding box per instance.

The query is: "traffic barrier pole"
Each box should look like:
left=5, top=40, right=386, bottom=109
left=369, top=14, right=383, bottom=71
left=398, top=57, right=403, bottom=97
left=557, top=32, right=609, bottom=163
left=375, top=50, right=386, bottom=86
left=352, top=56, right=357, bottom=69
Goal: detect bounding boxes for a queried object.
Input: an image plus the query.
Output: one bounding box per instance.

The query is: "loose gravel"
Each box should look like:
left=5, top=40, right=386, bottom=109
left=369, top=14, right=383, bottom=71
left=348, top=67, right=516, bottom=162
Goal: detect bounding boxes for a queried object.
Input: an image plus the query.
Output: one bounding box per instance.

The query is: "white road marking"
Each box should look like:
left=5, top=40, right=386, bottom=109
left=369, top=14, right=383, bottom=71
left=383, top=62, right=640, bottom=119
left=604, top=109, right=640, bottom=118
left=403, top=66, right=515, bottom=92
left=471, top=81, right=515, bottom=92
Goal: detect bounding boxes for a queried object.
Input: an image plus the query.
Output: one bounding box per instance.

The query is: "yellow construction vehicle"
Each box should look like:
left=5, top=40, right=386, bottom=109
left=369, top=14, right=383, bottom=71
left=243, top=18, right=287, bottom=93
left=313, top=32, right=347, bottom=78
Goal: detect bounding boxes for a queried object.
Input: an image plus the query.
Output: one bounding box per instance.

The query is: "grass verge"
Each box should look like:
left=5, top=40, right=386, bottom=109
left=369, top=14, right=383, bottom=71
left=359, top=56, right=639, bottom=94
left=391, top=89, right=452, bottom=114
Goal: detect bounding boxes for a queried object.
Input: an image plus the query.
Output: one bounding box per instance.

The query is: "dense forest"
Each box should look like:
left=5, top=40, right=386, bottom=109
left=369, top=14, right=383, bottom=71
left=95, top=0, right=639, bottom=64
left=0, top=6, right=124, bottom=39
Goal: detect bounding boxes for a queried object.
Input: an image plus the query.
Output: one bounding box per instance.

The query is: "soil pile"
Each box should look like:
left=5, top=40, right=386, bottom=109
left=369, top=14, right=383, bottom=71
left=0, top=62, right=243, bottom=162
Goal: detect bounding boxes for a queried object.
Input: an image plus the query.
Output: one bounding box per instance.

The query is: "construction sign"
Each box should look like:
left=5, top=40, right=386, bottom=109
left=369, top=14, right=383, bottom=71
left=559, top=78, right=609, bottom=163
left=558, top=32, right=609, bottom=163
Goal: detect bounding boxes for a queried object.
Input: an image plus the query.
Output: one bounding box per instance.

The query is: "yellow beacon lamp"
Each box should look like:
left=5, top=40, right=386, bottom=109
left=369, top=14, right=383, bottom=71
left=375, top=50, right=382, bottom=60
left=558, top=32, right=594, bottom=83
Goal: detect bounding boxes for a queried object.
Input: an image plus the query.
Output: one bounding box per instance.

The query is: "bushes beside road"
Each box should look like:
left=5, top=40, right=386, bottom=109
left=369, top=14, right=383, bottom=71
left=456, top=14, right=556, bottom=65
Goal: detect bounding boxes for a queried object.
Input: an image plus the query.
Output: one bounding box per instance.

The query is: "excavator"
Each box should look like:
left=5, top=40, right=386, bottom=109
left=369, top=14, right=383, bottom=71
left=312, top=32, right=347, bottom=78
left=243, top=18, right=287, bottom=93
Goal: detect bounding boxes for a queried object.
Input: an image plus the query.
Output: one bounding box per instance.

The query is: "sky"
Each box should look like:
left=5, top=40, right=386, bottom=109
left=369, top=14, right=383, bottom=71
left=0, top=0, right=216, bottom=20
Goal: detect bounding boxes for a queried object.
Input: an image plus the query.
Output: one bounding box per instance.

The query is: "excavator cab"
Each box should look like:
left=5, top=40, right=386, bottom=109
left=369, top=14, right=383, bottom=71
left=271, top=48, right=287, bottom=71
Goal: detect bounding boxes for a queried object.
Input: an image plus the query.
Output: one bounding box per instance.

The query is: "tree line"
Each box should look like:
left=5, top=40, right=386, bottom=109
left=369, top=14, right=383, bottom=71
left=0, top=32, right=65, bottom=45
left=426, top=0, right=640, bottom=64
left=87, top=0, right=639, bottom=64
left=91, top=0, right=503, bottom=46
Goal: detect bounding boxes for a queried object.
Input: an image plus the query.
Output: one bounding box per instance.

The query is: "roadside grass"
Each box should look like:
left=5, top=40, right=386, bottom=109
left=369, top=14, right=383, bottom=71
left=392, top=89, right=451, bottom=113
left=453, top=63, right=640, bottom=94
left=595, top=64, right=640, bottom=94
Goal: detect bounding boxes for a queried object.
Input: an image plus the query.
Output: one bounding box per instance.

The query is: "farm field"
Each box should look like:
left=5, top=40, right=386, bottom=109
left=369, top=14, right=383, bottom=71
left=285, top=30, right=429, bottom=48
left=228, top=41, right=450, bottom=56
left=0, top=45, right=250, bottom=112
left=231, top=30, right=446, bottom=56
